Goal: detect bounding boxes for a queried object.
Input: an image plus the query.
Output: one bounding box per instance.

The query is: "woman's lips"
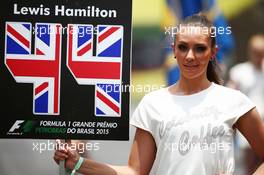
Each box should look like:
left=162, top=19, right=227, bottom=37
left=183, top=64, right=199, bottom=69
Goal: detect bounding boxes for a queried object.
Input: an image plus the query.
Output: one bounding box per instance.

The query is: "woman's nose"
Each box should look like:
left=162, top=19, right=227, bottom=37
left=186, top=49, right=195, bottom=61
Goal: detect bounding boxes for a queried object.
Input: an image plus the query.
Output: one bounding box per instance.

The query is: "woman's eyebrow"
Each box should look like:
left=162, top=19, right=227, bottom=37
left=195, top=43, right=207, bottom=47
left=177, top=41, right=188, bottom=45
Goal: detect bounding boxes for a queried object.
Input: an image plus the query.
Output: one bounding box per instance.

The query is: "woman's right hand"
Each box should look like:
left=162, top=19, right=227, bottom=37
left=53, top=139, right=81, bottom=170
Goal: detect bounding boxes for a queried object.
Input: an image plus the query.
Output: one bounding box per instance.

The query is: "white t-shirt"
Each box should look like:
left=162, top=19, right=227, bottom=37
left=130, top=83, right=255, bottom=175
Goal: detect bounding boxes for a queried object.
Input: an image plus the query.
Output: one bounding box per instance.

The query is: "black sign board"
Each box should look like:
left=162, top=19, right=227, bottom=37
left=0, top=0, right=132, bottom=140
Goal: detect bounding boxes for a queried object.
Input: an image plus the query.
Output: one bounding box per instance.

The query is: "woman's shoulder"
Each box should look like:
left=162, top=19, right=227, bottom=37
left=212, top=83, right=247, bottom=98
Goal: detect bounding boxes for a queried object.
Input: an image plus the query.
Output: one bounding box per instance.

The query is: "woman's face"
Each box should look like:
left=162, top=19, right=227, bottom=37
left=173, top=26, right=216, bottom=81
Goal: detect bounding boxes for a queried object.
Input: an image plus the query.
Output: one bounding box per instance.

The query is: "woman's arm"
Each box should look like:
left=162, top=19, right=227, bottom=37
left=234, top=107, right=264, bottom=175
left=54, top=128, right=157, bottom=175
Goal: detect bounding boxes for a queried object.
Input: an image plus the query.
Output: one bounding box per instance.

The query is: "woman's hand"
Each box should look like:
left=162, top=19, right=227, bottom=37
left=52, top=130, right=153, bottom=175
left=53, top=139, right=80, bottom=170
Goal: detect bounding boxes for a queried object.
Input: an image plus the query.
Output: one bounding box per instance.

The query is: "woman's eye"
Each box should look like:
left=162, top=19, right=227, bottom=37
left=195, top=46, right=207, bottom=52
left=178, top=44, right=188, bottom=52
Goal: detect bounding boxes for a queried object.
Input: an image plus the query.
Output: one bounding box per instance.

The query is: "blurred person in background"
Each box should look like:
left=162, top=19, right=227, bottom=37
left=227, top=34, right=264, bottom=174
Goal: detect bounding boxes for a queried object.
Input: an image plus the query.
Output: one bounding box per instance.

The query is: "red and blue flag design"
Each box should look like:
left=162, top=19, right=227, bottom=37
left=67, top=24, right=123, bottom=117
left=5, top=22, right=61, bottom=115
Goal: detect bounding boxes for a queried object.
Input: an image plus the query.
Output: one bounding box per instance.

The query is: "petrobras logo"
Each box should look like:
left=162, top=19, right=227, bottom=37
left=7, top=120, right=35, bottom=135
left=5, top=22, right=124, bottom=117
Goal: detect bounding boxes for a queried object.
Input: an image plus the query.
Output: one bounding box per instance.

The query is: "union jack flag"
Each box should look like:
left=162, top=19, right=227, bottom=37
left=5, top=22, right=61, bottom=115
left=67, top=24, right=123, bottom=117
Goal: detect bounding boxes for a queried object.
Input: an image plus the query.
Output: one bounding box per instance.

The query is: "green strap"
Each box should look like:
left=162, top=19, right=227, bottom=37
left=70, top=157, right=84, bottom=175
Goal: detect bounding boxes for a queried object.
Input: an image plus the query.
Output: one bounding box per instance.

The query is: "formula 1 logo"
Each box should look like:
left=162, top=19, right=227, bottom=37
left=4, top=22, right=123, bottom=117
left=7, top=120, right=35, bottom=135
left=8, top=120, right=25, bottom=133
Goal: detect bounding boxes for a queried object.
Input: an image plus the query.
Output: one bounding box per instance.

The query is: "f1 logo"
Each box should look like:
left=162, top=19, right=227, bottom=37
left=4, top=22, right=123, bottom=117
left=9, top=120, right=25, bottom=132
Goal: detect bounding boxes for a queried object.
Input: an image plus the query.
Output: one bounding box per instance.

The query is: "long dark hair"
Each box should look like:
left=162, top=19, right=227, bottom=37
left=175, top=13, right=222, bottom=85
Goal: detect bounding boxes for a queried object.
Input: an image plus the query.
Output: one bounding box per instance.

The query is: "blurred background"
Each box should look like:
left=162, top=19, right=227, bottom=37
left=1, top=0, right=264, bottom=174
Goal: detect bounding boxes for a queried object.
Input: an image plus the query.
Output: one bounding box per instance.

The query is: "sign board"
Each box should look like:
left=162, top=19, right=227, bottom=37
left=0, top=0, right=132, bottom=140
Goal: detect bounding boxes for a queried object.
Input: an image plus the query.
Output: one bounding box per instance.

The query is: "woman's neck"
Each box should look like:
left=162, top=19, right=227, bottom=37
left=169, top=77, right=212, bottom=95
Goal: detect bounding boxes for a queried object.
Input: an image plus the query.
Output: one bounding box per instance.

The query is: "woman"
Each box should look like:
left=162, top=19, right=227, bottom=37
left=54, top=14, right=264, bottom=175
